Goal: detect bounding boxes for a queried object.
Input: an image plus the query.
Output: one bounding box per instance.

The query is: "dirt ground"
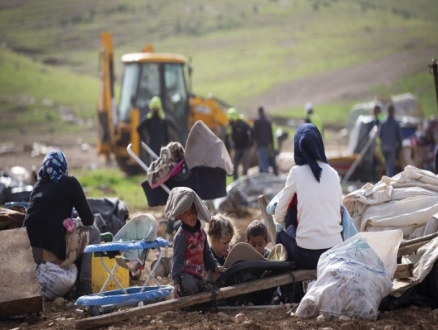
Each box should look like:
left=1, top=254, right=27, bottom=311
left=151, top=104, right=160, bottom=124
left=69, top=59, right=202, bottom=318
left=0, top=299, right=437, bottom=330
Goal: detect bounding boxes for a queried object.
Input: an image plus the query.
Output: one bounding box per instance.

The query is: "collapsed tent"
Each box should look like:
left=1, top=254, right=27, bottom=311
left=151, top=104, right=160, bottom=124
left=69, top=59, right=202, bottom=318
left=344, top=165, right=438, bottom=238
left=344, top=165, right=438, bottom=297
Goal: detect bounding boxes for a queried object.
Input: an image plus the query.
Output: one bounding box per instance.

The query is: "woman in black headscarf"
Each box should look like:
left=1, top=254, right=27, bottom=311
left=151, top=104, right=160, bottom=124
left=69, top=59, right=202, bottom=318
left=274, top=124, right=343, bottom=269
left=24, top=150, right=101, bottom=297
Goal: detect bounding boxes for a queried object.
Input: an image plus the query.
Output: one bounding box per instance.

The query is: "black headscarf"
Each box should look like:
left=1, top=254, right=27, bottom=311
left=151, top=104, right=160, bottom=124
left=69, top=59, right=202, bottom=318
left=293, top=123, right=328, bottom=182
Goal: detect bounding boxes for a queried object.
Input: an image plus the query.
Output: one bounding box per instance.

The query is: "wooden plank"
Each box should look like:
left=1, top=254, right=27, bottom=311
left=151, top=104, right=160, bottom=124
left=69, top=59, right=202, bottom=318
left=394, top=263, right=413, bottom=280
left=0, top=228, right=44, bottom=317
left=75, top=270, right=317, bottom=329
left=397, top=241, right=433, bottom=257
left=258, top=195, right=277, bottom=244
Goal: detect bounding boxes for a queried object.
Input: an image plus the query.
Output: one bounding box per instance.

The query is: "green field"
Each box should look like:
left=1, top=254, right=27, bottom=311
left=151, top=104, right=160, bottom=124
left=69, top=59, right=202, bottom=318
left=1, top=0, right=437, bottom=123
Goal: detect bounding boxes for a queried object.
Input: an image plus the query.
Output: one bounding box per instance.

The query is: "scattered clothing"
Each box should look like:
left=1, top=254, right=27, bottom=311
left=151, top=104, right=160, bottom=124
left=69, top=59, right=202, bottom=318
left=147, top=142, right=185, bottom=188
left=87, top=197, right=129, bottom=236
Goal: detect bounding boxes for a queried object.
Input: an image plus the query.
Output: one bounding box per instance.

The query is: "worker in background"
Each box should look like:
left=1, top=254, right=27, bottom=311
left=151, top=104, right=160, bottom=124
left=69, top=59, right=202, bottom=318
left=137, top=96, right=169, bottom=157
left=226, top=108, right=253, bottom=181
left=371, top=102, right=384, bottom=182
left=269, top=122, right=279, bottom=175
left=304, top=102, right=323, bottom=135
left=378, top=104, right=402, bottom=177
left=254, top=106, right=273, bottom=173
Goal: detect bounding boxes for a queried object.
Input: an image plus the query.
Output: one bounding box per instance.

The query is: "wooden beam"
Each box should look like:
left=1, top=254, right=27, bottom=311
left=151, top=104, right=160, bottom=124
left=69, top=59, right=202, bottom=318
left=398, top=232, right=438, bottom=248
left=258, top=195, right=277, bottom=244
left=393, top=263, right=413, bottom=280
left=75, top=270, right=317, bottom=329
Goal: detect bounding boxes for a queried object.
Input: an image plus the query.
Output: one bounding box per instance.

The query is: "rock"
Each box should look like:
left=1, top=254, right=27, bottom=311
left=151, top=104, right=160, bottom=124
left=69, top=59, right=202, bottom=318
left=21, top=322, right=29, bottom=326
left=384, top=326, right=393, bottom=330
left=53, top=297, right=66, bottom=307
left=217, top=312, right=229, bottom=320
left=316, top=314, right=326, bottom=323
left=280, top=302, right=285, bottom=309
left=242, top=320, right=254, bottom=328
left=339, top=315, right=351, bottom=321
left=55, top=317, right=66, bottom=321
left=431, top=308, right=438, bottom=315
left=319, top=328, right=334, bottom=330
left=234, top=313, right=246, bottom=324
left=340, top=322, right=354, bottom=330
left=285, top=303, right=291, bottom=309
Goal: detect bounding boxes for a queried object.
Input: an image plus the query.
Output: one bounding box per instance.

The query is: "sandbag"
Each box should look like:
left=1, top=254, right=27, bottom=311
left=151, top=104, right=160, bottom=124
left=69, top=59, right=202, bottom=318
left=296, top=233, right=398, bottom=320
left=35, top=262, right=77, bottom=301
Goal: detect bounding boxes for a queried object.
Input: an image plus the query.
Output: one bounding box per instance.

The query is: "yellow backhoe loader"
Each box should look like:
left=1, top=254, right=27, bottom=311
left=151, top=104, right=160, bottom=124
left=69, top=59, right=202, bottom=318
left=96, top=32, right=229, bottom=174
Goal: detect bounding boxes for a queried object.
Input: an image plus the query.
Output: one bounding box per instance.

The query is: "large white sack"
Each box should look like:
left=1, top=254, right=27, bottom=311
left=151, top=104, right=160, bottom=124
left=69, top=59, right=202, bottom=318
left=295, top=231, right=401, bottom=320
left=36, top=262, right=77, bottom=301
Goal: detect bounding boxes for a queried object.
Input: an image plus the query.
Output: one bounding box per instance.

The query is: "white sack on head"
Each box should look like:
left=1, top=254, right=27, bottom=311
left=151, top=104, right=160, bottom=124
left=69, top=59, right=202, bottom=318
left=184, top=120, right=233, bottom=175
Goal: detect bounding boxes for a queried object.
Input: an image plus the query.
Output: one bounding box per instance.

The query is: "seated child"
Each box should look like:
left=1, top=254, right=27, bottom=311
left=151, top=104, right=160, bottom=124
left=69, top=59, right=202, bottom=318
left=165, top=187, right=222, bottom=298
left=206, top=214, right=239, bottom=266
left=246, top=220, right=271, bottom=258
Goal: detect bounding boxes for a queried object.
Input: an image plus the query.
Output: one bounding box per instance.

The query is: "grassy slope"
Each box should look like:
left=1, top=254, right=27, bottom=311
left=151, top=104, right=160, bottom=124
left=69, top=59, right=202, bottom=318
left=0, top=48, right=99, bottom=137
left=0, top=0, right=437, bottom=123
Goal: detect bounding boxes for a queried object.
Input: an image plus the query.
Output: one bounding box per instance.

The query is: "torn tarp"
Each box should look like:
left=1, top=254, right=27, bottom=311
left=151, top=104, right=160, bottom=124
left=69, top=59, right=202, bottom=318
left=213, top=173, right=286, bottom=215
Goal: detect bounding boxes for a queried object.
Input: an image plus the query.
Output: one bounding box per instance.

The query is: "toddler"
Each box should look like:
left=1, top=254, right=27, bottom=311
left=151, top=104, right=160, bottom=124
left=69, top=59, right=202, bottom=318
left=246, top=220, right=271, bottom=258
left=165, top=187, right=221, bottom=298
left=206, top=214, right=239, bottom=266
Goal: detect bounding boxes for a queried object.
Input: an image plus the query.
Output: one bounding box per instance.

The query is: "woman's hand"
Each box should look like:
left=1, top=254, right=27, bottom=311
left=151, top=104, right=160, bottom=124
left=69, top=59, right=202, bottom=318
left=173, top=283, right=182, bottom=298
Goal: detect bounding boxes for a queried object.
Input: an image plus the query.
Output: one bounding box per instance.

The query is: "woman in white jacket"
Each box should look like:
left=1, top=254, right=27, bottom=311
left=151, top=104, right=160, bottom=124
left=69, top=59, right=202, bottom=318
left=274, top=123, right=343, bottom=269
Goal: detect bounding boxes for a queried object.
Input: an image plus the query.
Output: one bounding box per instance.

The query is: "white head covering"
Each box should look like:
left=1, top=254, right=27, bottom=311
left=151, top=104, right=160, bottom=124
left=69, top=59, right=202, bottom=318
left=164, top=187, right=211, bottom=223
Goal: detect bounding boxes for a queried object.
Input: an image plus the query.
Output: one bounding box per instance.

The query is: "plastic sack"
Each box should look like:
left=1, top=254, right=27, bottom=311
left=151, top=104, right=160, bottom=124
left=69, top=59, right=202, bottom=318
left=35, top=262, right=77, bottom=301
left=296, top=234, right=397, bottom=320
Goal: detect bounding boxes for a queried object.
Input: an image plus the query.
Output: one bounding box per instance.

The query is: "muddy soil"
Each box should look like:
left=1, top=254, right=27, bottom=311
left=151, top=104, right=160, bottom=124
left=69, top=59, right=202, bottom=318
left=0, top=301, right=437, bottom=330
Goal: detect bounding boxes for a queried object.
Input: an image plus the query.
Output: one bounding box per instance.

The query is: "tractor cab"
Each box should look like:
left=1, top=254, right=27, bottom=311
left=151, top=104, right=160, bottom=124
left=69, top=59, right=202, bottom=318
left=96, top=33, right=229, bottom=174
left=118, top=47, right=192, bottom=143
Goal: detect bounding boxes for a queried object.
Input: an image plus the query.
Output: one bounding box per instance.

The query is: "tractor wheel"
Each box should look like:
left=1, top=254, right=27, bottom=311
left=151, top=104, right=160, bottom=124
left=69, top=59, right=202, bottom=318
left=115, top=156, right=142, bottom=175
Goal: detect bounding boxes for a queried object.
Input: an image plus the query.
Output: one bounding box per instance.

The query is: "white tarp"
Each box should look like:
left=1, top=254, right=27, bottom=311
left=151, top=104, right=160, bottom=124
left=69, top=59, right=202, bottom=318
left=343, top=165, right=438, bottom=293
left=343, top=165, right=438, bottom=238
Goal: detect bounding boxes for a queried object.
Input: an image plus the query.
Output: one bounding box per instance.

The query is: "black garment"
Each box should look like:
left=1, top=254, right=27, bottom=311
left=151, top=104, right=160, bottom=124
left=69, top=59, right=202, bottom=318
left=231, top=120, right=253, bottom=149
left=253, top=115, right=273, bottom=148
left=137, top=113, right=169, bottom=156
left=23, top=176, right=94, bottom=260
left=276, top=230, right=329, bottom=269
left=211, top=248, right=226, bottom=266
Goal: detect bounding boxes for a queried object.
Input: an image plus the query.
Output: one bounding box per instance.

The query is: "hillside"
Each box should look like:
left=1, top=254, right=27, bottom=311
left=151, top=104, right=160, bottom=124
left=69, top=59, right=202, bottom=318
left=0, top=0, right=437, bottom=127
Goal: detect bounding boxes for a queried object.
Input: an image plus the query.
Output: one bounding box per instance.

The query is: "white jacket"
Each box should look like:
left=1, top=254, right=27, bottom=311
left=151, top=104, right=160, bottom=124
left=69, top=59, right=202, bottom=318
left=274, top=162, right=343, bottom=250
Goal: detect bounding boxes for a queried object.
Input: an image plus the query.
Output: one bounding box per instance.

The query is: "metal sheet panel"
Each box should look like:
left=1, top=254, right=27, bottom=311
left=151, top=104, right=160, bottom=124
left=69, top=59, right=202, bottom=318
left=0, top=227, right=44, bottom=317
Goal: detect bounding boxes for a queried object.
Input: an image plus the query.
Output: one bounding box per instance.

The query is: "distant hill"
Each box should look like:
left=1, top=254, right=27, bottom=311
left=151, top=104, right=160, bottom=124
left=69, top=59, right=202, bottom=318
left=0, top=0, right=437, bottom=123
